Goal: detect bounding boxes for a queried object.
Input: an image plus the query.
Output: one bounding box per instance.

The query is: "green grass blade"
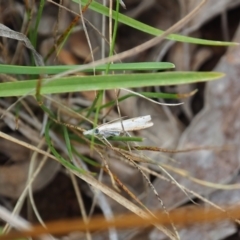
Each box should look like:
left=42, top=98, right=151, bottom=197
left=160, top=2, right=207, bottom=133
left=0, top=62, right=174, bottom=75
left=75, top=0, right=238, bottom=46
left=31, top=0, right=45, bottom=48
left=73, top=148, right=100, bottom=167
left=44, top=121, right=87, bottom=174
left=0, top=72, right=224, bottom=97
left=108, top=136, right=143, bottom=142
left=63, top=126, right=73, bottom=161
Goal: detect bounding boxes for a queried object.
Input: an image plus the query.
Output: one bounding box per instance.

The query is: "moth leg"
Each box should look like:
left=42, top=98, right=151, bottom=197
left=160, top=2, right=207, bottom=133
left=102, top=136, right=113, bottom=148
left=126, top=131, right=131, bottom=137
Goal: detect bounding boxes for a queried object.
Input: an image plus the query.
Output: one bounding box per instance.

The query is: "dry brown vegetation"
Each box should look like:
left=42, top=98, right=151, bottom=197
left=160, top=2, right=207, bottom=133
left=1, top=1, right=240, bottom=240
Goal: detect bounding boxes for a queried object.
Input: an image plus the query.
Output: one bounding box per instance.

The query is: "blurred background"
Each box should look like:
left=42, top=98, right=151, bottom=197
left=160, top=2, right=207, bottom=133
left=1, top=1, right=240, bottom=239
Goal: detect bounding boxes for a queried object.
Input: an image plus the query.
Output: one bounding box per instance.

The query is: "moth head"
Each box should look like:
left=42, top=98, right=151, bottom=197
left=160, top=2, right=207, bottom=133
left=93, top=128, right=100, bottom=135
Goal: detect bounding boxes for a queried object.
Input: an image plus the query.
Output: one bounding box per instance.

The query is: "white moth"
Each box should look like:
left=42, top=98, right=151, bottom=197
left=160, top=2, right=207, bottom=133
left=83, top=115, right=153, bottom=138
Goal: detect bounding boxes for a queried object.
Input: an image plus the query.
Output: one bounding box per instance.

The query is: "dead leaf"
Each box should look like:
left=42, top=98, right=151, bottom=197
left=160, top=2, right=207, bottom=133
left=0, top=134, right=60, bottom=198
left=0, top=24, right=44, bottom=67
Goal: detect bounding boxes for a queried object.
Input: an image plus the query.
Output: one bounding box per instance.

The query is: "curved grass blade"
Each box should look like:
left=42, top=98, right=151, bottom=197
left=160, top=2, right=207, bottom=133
left=73, top=148, right=100, bottom=167
left=44, top=121, right=87, bottom=174
left=63, top=126, right=73, bottom=161
left=88, top=90, right=197, bottom=112
left=76, top=0, right=238, bottom=46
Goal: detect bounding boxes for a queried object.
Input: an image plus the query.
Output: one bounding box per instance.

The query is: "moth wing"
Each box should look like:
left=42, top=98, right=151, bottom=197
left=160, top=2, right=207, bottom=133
left=97, top=121, right=123, bottom=131
left=83, top=117, right=127, bottom=135
left=84, top=115, right=153, bottom=135
left=117, top=115, right=153, bottom=131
